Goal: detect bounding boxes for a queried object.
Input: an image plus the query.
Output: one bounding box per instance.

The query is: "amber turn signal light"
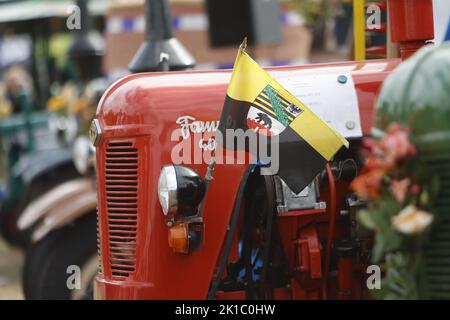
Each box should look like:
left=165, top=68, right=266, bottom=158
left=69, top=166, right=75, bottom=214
left=168, top=223, right=189, bottom=254
left=168, top=222, right=202, bottom=254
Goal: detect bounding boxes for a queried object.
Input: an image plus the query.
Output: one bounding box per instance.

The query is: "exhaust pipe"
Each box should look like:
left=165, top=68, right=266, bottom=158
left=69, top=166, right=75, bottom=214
left=128, top=0, right=196, bottom=73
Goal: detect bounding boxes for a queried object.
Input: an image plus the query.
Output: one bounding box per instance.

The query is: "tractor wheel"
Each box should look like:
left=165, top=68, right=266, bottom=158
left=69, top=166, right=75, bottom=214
left=22, top=213, right=97, bottom=300
left=0, top=163, right=80, bottom=248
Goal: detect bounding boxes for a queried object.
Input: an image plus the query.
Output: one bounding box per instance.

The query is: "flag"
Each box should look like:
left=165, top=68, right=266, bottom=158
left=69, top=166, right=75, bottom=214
left=218, top=41, right=349, bottom=194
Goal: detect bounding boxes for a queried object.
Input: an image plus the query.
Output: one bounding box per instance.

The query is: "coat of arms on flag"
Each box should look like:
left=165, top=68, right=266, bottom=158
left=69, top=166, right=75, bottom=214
left=246, top=84, right=304, bottom=136
left=218, top=39, right=349, bottom=193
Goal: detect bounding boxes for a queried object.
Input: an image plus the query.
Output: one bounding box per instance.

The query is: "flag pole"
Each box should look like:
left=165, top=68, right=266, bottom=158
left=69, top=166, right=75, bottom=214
left=198, top=38, right=248, bottom=218
left=240, top=37, right=248, bottom=51
left=197, top=156, right=215, bottom=220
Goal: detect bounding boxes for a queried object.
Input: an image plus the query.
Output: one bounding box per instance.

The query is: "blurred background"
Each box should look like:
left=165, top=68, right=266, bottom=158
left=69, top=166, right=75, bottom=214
left=0, top=0, right=448, bottom=299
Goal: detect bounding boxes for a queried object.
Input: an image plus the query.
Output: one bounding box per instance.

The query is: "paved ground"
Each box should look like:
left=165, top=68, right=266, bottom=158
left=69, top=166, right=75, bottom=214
left=0, top=238, right=24, bottom=300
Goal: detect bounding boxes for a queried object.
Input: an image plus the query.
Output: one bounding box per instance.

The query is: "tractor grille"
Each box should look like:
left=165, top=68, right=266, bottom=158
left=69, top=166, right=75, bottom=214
left=96, top=208, right=103, bottom=275
left=104, top=141, right=139, bottom=279
left=424, top=159, right=450, bottom=299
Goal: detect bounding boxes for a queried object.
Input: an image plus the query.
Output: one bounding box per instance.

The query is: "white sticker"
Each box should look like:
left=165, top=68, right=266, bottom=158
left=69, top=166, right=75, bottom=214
left=276, top=73, right=363, bottom=138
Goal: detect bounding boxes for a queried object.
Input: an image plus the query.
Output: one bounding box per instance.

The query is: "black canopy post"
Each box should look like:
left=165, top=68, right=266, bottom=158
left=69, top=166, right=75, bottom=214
left=128, top=0, right=195, bottom=73
left=68, top=0, right=104, bottom=82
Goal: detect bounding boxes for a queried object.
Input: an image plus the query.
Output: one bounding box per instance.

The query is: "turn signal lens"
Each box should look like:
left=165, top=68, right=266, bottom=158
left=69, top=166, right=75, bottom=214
left=168, top=223, right=189, bottom=254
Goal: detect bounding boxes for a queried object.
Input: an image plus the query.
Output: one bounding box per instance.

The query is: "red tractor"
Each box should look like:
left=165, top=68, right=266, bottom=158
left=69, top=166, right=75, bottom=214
left=91, top=0, right=437, bottom=299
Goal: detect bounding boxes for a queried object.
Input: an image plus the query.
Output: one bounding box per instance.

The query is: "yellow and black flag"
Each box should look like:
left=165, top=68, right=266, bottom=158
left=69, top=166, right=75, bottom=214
left=218, top=41, right=349, bottom=193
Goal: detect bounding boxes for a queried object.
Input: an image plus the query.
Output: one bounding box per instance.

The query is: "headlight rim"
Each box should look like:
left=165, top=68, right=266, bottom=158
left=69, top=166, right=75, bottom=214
left=157, top=165, right=206, bottom=219
left=158, top=165, right=178, bottom=216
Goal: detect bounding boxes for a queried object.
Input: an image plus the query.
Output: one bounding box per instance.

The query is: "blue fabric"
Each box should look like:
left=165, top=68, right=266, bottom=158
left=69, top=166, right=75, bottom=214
left=122, top=18, right=135, bottom=32
left=444, top=19, right=450, bottom=42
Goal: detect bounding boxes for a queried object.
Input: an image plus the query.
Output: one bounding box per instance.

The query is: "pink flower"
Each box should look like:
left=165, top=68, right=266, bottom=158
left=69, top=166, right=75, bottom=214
left=380, top=124, right=416, bottom=166
left=410, top=184, right=421, bottom=195
left=353, top=123, right=417, bottom=203
left=391, top=178, right=410, bottom=203
left=361, top=137, right=383, bottom=158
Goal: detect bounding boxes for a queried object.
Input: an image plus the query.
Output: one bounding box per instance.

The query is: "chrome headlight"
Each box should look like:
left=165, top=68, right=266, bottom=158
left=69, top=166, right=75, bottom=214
left=157, top=165, right=206, bottom=217
left=73, top=136, right=95, bottom=174
left=158, top=166, right=178, bottom=216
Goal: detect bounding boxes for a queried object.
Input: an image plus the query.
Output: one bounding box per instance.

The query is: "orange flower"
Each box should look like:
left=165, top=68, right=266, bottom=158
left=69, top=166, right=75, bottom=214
left=351, top=168, right=386, bottom=200
left=354, top=123, right=417, bottom=202
left=391, top=178, right=410, bottom=203
left=364, top=156, right=391, bottom=172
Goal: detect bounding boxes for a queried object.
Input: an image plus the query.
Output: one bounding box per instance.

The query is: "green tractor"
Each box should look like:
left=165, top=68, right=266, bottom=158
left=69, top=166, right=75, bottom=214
left=0, top=87, right=79, bottom=247
left=0, top=0, right=105, bottom=248
left=375, top=43, right=450, bottom=299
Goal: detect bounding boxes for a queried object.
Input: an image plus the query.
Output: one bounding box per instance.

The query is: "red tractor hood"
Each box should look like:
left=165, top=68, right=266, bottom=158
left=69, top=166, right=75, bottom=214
left=98, top=59, right=399, bottom=135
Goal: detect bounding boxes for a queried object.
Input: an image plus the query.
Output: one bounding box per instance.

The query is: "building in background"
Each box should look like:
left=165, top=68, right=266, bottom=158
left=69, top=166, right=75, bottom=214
left=104, top=0, right=312, bottom=73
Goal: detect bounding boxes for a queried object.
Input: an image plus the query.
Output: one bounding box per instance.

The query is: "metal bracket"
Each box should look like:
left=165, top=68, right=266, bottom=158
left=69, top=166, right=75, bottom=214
left=274, top=175, right=325, bottom=213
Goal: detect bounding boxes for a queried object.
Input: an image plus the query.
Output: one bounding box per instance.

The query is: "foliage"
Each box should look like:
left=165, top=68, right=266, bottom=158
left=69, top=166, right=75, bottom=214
left=351, top=123, right=438, bottom=299
left=46, top=82, right=97, bottom=135
left=289, top=0, right=332, bottom=28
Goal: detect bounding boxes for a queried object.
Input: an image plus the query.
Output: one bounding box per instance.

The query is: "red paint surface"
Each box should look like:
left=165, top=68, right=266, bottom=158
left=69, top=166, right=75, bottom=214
left=337, top=258, right=354, bottom=295
left=389, top=0, right=434, bottom=43
left=389, top=0, right=435, bottom=60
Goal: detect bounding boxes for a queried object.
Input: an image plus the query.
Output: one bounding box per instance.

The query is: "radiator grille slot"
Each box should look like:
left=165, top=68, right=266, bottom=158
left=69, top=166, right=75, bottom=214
left=96, top=206, right=103, bottom=275
left=424, top=159, right=450, bottom=299
left=105, top=141, right=139, bottom=279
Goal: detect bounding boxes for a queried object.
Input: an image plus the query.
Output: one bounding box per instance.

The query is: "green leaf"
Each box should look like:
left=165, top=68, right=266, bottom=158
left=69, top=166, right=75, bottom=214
left=372, top=233, right=385, bottom=263
left=357, top=209, right=377, bottom=230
